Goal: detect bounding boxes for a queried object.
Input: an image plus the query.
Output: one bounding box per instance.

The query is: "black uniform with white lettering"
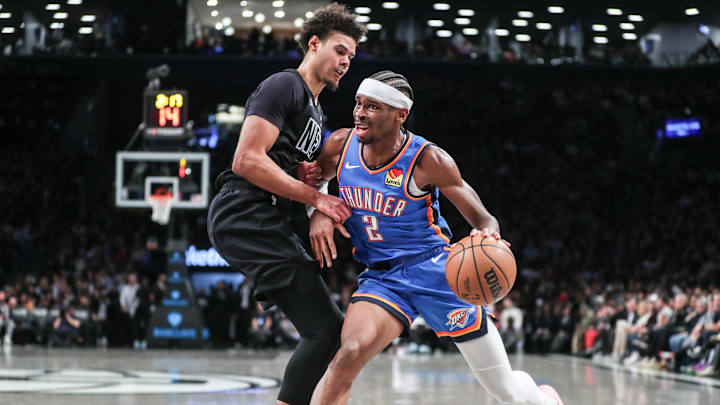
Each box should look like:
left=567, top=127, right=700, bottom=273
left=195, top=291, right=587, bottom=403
left=208, top=69, right=343, bottom=404
left=209, top=69, right=327, bottom=299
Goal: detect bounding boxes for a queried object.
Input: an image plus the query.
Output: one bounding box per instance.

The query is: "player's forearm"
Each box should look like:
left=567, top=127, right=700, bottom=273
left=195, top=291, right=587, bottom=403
left=233, top=151, right=320, bottom=206
left=469, top=213, right=500, bottom=233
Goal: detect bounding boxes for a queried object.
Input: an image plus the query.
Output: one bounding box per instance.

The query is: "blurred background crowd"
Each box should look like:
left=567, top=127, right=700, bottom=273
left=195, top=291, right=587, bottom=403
left=1, top=0, right=719, bottom=382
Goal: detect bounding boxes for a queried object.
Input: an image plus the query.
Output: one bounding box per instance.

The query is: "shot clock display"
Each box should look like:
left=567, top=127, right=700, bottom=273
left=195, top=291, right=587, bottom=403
left=143, top=90, right=189, bottom=137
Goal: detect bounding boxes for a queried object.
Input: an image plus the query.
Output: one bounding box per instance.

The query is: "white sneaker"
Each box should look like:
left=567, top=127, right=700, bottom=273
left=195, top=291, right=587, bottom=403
left=538, top=385, right=564, bottom=405
left=623, top=351, right=640, bottom=366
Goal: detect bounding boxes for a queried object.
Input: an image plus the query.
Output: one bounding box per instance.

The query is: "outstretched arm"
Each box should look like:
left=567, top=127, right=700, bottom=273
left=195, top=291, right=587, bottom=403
left=413, top=145, right=510, bottom=245
left=232, top=116, right=350, bottom=223
left=300, top=128, right=354, bottom=268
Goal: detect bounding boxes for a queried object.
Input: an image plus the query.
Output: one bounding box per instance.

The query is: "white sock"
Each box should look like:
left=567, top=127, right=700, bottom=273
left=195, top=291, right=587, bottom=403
left=455, top=321, right=557, bottom=405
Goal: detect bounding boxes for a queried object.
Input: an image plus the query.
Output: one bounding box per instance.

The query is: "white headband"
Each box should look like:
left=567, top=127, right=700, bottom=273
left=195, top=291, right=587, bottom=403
left=356, top=78, right=413, bottom=111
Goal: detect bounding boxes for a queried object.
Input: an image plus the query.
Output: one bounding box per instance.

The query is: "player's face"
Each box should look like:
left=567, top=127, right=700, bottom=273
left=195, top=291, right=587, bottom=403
left=315, top=32, right=356, bottom=91
left=353, top=95, right=404, bottom=144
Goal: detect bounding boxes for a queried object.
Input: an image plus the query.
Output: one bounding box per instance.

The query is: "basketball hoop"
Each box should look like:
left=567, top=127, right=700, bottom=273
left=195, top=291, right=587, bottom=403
left=147, top=190, right=174, bottom=225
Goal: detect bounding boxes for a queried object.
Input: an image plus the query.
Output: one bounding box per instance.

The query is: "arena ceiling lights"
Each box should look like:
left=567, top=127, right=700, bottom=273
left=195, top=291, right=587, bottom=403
left=366, top=22, right=382, bottom=31
left=623, top=33, right=637, bottom=40
left=67, top=0, right=82, bottom=4
left=628, top=14, right=643, bottom=22
left=454, top=18, right=470, bottom=25
left=211, top=10, right=218, bottom=17
left=685, top=8, right=699, bottom=16
left=382, top=2, right=399, bottom=9
left=593, top=36, right=608, bottom=44
left=606, top=8, right=623, bottom=16
left=1, top=26, right=14, bottom=33
left=272, top=0, right=284, bottom=7
left=591, top=24, right=607, bottom=32
left=620, top=23, right=634, bottom=30
left=494, top=28, right=510, bottom=37
left=0, top=12, right=10, bottom=19
left=547, top=6, right=564, bottom=14
left=458, top=9, right=474, bottom=17
left=515, top=34, right=531, bottom=42
left=354, top=6, right=371, bottom=14
left=436, top=29, right=452, bottom=37
left=206, top=0, right=217, bottom=7
left=433, top=3, right=450, bottom=11
left=518, top=11, right=533, bottom=19
left=356, top=15, right=370, bottom=23
left=427, top=19, right=443, bottom=27
left=45, top=4, right=60, bottom=10
left=536, top=22, right=552, bottom=30
left=274, top=10, right=285, bottom=18
left=512, top=19, right=528, bottom=27
left=80, top=14, right=95, bottom=22
left=462, top=28, right=479, bottom=36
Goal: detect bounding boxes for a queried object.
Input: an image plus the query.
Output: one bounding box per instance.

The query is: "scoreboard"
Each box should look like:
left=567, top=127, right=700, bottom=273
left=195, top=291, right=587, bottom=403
left=143, top=90, right=190, bottom=139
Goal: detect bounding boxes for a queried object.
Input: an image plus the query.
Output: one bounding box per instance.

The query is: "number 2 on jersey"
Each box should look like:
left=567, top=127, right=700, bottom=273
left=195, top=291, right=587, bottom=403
left=362, top=215, right=384, bottom=242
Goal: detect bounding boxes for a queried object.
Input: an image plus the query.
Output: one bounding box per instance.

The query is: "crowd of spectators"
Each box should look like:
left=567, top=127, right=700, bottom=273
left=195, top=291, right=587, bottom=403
left=2, top=55, right=719, bottom=380
left=6, top=17, right=720, bottom=68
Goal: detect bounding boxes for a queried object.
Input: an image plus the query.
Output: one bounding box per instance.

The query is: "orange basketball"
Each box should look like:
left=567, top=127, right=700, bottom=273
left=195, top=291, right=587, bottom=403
left=445, top=235, right=516, bottom=306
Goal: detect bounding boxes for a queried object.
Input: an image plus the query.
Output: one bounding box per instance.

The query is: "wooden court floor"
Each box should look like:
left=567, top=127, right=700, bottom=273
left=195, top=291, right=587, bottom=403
left=0, top=347, right=717, bottom=404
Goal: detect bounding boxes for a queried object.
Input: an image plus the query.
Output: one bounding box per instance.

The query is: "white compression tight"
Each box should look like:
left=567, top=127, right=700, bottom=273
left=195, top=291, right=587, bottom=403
left=455, top=321, right=557, bottom=405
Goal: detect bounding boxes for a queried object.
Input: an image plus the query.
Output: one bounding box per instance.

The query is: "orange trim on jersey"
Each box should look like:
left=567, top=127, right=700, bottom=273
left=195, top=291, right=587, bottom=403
left=359, top=133, right=414, bottom=175
left=352, top=293, right=413, bottom=325
left=436, top=306, right=484, bottom=338
left=403, top=141, right=433, bottom=201
left=336, top=129, right=355, bottom=181
left=426, top=197, right=451, bottom=244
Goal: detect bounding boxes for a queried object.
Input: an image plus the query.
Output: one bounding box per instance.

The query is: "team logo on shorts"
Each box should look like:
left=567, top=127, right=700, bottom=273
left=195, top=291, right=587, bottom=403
left=385, top=168, right=403, bottom=187
left=445, top=307, right=475, bottom=330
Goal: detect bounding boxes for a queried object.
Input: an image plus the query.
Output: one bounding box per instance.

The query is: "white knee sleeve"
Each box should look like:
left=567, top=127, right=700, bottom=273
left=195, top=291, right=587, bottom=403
left=455, top=321, right=557, bottom=405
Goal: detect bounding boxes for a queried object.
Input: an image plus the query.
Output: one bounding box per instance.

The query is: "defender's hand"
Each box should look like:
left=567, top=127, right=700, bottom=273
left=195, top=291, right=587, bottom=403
left=298, top=161, right=322, bottom=188
left=310, top=211, right=351, bottom=268
left=314, top=193, right=351, bottom=223
left=470, top=227, right=511, bottom=247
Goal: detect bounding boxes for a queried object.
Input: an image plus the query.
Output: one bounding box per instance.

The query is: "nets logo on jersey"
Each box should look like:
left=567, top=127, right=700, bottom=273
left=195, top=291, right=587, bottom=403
left=445, top=307, right=475, bottom=330
left=384, top=168, right=403, bottom=187
left=295, top=117, right=322, bottom=159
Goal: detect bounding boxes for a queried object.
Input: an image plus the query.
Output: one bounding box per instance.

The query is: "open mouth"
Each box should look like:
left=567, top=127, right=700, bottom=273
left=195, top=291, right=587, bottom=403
left=355, top=122, right=369, bottom=136
left=334, top=69, right=343, bottom=79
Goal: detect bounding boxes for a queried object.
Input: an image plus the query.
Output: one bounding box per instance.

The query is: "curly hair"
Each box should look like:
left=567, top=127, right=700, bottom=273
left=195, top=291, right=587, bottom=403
left=298, top=3, right=367, bottom=54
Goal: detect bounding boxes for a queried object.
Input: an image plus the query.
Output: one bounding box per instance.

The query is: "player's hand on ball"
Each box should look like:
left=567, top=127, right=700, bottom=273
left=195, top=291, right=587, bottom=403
left=298, top=161, right=322, bottom=188
left=309, top=211, right=351, bottom=268
left=470, top=227, right=511, bottom=247
left=314, top=194, right=351, bottom=223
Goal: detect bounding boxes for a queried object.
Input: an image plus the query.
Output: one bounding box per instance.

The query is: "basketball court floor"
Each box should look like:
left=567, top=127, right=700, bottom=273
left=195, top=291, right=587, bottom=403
left=0, top=347, right=717, bottom=404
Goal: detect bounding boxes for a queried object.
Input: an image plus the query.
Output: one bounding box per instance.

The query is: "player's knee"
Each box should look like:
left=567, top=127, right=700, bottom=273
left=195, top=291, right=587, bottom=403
left=333, top=339, right=365, bottom=371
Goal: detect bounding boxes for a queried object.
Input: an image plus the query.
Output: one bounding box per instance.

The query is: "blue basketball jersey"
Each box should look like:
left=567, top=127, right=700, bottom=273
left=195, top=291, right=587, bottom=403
left=336, top=129, right=452, bottom=265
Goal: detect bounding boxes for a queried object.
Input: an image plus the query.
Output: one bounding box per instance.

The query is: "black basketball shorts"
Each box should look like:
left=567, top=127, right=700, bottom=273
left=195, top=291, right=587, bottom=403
left=207, top=182, right=315, bottom=300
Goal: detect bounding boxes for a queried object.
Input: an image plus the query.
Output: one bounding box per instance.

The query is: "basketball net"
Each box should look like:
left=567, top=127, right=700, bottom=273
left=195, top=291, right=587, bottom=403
left=148, top=192, right=173, bottom=225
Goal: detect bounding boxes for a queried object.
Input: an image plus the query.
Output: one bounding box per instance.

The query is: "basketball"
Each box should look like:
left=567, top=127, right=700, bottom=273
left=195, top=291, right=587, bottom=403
left=445, top=235, right=517, bottom=306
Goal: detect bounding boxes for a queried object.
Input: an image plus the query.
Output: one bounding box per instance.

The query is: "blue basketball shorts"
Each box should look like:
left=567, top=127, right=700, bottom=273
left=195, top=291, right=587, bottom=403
left=350, top=249, right=489, bottom=342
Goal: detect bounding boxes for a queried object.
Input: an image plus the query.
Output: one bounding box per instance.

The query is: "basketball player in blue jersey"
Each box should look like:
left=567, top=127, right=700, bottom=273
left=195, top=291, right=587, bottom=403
left=300, top=71, right=564, bottom=405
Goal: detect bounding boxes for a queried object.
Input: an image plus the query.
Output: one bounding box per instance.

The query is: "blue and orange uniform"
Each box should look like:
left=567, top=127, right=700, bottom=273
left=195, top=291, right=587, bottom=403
left=336, top=129, right=488, bottom=342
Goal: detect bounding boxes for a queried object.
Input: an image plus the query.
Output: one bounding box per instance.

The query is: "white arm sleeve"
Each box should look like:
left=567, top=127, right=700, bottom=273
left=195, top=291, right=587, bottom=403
left=306, top=181, right=329, bottom=218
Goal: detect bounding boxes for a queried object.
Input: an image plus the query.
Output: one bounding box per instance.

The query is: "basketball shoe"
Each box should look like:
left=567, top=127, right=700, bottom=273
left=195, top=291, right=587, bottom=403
left=539, top=385, right=564, bottom=405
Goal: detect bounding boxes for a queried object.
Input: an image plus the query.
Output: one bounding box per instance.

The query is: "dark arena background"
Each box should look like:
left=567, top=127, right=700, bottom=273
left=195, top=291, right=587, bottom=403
left=1, top=0, right=719, bottom=404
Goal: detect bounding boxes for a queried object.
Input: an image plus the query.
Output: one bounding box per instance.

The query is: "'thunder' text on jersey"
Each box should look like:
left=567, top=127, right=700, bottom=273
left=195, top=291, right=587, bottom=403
left=336, top=130, right=452, bottom=266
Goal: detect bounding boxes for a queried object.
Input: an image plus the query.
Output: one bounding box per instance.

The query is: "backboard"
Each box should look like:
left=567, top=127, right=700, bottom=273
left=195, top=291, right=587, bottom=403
left=115, top=151, right=210, bottom=209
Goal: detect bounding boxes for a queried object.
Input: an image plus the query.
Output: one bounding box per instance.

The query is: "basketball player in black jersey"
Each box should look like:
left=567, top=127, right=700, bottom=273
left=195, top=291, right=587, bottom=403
left=207, top=4, right=366, bottom=405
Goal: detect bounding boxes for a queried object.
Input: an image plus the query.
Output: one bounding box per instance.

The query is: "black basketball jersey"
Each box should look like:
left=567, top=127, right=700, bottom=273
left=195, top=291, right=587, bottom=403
left=215, top=69, right=324, bottom=190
